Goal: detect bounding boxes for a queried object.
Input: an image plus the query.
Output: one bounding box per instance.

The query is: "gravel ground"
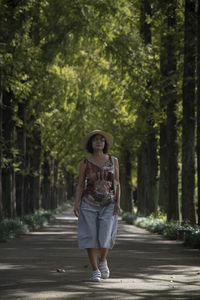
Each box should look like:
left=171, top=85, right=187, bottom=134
left=0, top=208, right=200, bottom=300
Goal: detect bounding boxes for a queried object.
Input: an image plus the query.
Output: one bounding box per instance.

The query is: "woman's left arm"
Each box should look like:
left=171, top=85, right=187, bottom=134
left=114, top=157, right=121, bottom=215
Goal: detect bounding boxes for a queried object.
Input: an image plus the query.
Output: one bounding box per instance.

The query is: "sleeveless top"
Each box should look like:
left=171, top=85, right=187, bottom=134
left=82, top=156, right=116, bottom=207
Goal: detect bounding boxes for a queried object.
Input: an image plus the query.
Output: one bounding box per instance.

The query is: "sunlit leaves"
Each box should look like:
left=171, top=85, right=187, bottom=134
left=0, top=0, right=186, bottom=180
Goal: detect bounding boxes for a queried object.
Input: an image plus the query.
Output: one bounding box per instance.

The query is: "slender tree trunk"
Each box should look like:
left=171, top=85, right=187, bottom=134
left=120, top=149, right=132, bottom=212
left=53, top=160, right=58, bottom=209
left=147, top=131, right=158, bottom=214
left=197, top=0, right=200, bottom=225
left=137, top=136, right=158, bottom=216
left=59, top=169, right=68, bottom=206
left=2, top=91, right=16, bottom=218
left=137, top=143, right=148, bottom=215
left=159, top=2, right=179, bottom=219
left=22, top=118, right=42, bottom=214
left=159, top=9, right=168, bottom=213
left=0, top=83, right=3, bottom=220
left=30, top=124, right=41, bottom=211
left=16, top=100, right=26, bottom=216
left=167, top=101, right=179, bottom=220
left=41, top=152, right=51, bottom=210
left=24, top=134, right=31, bottom=214
left=159, top=123, right=168, bottom=212
left=50, top=156, right=57, bottom=210
left=137, top=0, right=158, bottom=215
left=64, top=170, right=75, bottom=200
left=166, top=2, right=179, bottom=221
left=182, top=0, right=196, bottom=224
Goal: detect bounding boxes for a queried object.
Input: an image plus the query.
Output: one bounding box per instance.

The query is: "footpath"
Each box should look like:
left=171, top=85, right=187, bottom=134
left=0, top=208, right=200, bottom=300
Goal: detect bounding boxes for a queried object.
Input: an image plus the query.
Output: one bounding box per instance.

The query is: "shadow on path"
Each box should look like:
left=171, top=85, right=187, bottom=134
left=0, top=209, right=200, bottom=299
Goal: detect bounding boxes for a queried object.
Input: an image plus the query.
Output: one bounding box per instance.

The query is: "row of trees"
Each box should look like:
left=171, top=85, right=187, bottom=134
left=137, top=0, right=200, bottom=225
left=0, top=0, right=200, bottom=225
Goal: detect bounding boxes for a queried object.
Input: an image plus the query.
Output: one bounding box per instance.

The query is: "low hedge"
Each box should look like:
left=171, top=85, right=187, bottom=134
left=122, top=212, right=200, bottom=248
left=0, top=201, right=73, bottom=242
left=0, top=210, right=55, bottom=242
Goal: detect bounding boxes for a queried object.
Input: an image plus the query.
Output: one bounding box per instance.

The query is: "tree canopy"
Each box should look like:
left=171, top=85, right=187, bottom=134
left=0, top=0, right=200, bottom=225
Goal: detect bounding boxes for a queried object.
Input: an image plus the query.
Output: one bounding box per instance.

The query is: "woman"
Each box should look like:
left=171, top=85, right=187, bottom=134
left=74, top=129, right=120, bottom=282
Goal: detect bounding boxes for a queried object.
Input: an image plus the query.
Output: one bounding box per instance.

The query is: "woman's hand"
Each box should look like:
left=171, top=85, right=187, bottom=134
left=74, top=202, right=80, bottom=217
left=113, top=202, right=120, bottom=215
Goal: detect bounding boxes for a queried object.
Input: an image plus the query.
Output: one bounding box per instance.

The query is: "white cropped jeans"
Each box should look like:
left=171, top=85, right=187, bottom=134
left=78, top=200, right=118, bottom=249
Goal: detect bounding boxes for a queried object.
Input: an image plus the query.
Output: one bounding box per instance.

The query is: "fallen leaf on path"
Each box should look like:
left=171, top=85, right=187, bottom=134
left=56, top=268, right=66, bottom=273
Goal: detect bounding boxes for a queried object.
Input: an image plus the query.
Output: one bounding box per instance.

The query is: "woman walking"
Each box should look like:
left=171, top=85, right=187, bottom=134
left=74, top=130, right=120, bottom=282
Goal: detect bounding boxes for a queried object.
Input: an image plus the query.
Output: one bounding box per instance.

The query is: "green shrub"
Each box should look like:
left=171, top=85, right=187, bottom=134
left=0, top=218, right=28, bottom=241
left=162, top=223, right=179, bottom=240
left=122, top=212, right=200, bottom=249
left=184, top=228, right=200, bottom=248
left=121, top=212, right=136, bottom=224
left=0, top=210, right=55, bottom=242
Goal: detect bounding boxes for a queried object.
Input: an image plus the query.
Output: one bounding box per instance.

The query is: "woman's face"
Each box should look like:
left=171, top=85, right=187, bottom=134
left=92, top=134, right=106, bottom=151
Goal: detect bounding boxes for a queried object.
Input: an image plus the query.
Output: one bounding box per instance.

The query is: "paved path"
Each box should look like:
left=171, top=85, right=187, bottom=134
left=0, top=208, right=200, bottom=300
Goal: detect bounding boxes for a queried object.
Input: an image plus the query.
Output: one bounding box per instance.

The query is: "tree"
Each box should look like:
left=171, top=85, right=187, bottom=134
left=0, top=83, right=3, bottom=220
left=137, top=0, right=158, bottom=216
left=182, top=0, right=196, bottom=224
left=165, top=1, right=179, bottom=221
left=197, top=0, right=200, bottom=225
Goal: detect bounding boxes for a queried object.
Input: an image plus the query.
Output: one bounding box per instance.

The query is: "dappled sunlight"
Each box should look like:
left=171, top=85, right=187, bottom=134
left=31, top=231, right=75, bottom=235
left=1, top=210, right=200, bottom=299
left=56, top=215, right=77, bottom=221
left=0, top=263, right=24, bottom=270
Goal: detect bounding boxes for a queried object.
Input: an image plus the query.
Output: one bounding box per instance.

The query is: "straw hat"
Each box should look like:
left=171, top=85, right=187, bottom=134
left=82, top=130, right=113, bottom=150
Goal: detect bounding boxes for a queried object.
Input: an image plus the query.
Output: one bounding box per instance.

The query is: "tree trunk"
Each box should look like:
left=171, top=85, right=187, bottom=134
left=140, top=0, right=151, bottom=45
left=30, top=123, right=41, bottom=211
left=138, top=0, right=158, bottom=215
left=2, top=91, right=16, bottom=218
left=159, top=1, right=179, bottom=221
left=159, top=18, right=168, bottom=213
left=41, top=152, right=51, bottom=210
left=24, top=134, right=31, bottom=214
left=137, top=143, right=148, bottom=215
left=182, top=0, right=196, bottom=224
left=159, top=123, right=168, bottom=212
left=64, top=170, right=75, bottom=200
left=147, top=131, right=158, bottom=214
left=16, top=100, right=26, bottom=216
left=166, top=2, right=179, bottom=221
left=120, top=149, right=132, bottom=212
left=197, top=0, right=200, bottom=225
left=167, top=101, right=179, bottom=220
left=50, top=156, right=57, bottom=210
left=0, top=84, right=3, bottom=220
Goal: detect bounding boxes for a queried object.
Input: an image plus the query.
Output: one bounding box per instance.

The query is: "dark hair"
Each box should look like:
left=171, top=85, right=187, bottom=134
left=86, top=134, right=108, bottom=153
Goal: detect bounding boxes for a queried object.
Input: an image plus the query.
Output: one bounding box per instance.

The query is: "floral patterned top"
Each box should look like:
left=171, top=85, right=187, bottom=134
left=82, top=156, right=115, bottom=206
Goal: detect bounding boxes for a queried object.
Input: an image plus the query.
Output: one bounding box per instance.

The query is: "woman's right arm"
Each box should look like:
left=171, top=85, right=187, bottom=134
left=74, top=160, right=86, bottom=217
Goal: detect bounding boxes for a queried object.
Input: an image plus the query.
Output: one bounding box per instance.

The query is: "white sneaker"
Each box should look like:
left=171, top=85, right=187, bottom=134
left=91, top=269, right=101, bottom=282
left=98, top=259, right=110, bottom=279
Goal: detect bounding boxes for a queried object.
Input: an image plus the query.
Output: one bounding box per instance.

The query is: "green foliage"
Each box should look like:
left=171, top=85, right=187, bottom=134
left=0, top=0, right=198, bottom=224
left=121, top=212, right=136, bottom=224
left=0, top=0, right=170, bottom=180
left=21, top=210, right=54, bottom=231
left=122, top=212, right=200, bottom=248
left=0, top=219, right=28, bottom=242
left=0, top=210, right=55, bottom=242
left=184, top=228, right=200, bottom=248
